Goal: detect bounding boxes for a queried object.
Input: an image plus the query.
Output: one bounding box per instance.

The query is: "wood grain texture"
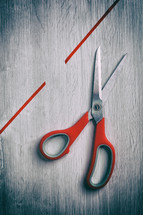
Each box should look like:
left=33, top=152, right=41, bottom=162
left=0, top=0, right=143, bottom=214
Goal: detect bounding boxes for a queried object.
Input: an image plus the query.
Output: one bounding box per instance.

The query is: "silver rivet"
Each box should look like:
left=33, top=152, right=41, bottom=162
left=94, top=104, right=101, bottom=111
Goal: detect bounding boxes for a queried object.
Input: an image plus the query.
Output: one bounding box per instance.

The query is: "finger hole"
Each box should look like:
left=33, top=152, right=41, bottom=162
left=90, top=145, right=112, bottom=187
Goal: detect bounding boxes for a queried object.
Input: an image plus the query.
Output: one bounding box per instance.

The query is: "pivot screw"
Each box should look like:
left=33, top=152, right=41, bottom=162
left=94, top=104, right=101, bottom=111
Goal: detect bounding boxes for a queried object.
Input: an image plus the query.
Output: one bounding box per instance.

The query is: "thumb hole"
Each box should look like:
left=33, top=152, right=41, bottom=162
left=42, top=134, right=69, bottom=158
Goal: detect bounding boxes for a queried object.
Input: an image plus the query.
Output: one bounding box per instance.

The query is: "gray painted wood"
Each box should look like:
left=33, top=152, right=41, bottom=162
left=0, top=0, right=143, bottom=214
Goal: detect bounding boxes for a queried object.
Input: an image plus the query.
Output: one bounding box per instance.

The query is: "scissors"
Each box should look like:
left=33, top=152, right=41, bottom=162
left=40, top=47, right=126, bottom=189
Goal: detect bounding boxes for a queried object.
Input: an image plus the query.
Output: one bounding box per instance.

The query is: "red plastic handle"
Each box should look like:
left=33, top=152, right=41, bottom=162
left=87, top=118, right=115, bottom=189
left=40, top=112, right=89, bottom=160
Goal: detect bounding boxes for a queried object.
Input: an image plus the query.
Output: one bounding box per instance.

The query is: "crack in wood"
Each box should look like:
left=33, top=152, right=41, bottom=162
left=0, top=135, right=4, bottom=173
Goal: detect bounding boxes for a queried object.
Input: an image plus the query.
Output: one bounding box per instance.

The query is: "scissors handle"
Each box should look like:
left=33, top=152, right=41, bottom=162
left=87, top=118, right=115, bottom=189
left=40, top=112, right=89, bottom=160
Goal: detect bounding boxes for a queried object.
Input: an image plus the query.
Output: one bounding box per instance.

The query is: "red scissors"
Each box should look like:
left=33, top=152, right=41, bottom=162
left=40, top=47, right=126, bottom=189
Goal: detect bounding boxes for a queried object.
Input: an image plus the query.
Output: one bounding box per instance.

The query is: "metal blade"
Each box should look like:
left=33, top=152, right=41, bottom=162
left=102, top=54, right=127, bottom=104
left=91, top=47, right=103, bottom=124
left=92, top=46, right=102, bottom=100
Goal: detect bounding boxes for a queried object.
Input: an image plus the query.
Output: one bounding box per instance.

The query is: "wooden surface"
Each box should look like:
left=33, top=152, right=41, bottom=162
left=0, top=0, right=143, bottom=214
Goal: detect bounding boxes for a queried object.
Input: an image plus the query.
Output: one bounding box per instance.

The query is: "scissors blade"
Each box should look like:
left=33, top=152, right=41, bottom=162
left=91, top=47, right=103, bottom=123
left=92, top=46, right=102, bottom=100
left=102, top=54, right=127, bottom=104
